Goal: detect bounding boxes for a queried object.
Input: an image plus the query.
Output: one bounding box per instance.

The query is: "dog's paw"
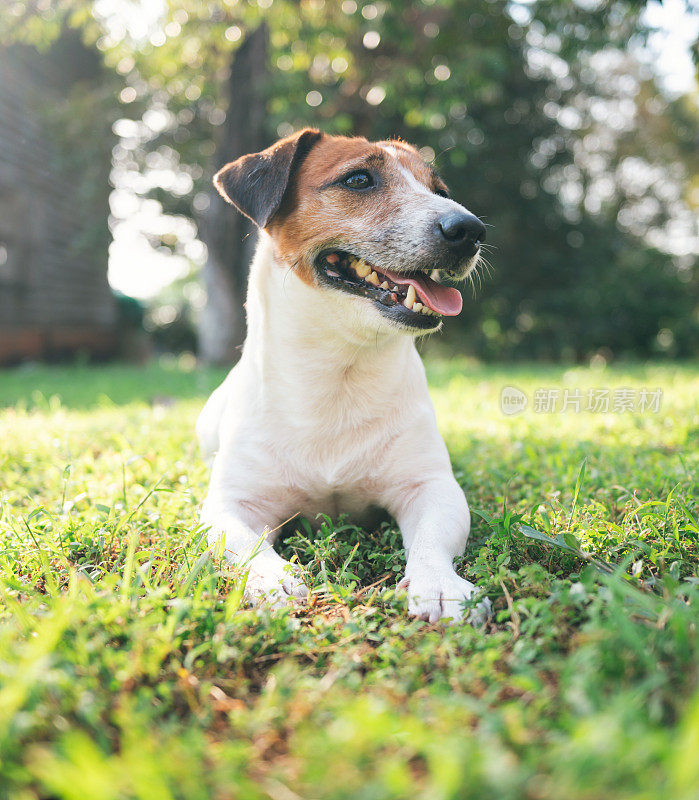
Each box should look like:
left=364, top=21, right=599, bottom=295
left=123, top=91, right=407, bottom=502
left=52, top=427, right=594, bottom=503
left=243, top=555, right=308, bottom=608
left=398, top=567, right=489, bottom=625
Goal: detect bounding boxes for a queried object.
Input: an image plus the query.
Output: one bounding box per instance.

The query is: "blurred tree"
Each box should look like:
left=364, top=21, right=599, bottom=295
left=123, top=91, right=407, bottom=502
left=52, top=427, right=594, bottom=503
left=198, top=23, right=269, bottom=362
left=2, top=0, right=696, bottom=362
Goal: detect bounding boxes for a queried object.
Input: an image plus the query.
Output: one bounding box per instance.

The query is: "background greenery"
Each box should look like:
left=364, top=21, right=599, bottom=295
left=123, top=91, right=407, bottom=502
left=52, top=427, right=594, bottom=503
left=0, top=360, right=696, bottom=798
left=1, top=0, right=696, bottom=360
left=0, top=3, right=697, bottom=795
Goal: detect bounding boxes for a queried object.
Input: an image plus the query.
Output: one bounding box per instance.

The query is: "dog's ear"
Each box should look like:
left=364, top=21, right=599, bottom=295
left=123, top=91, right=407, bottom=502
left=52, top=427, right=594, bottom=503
left=214, top=128, right=322, bottom=228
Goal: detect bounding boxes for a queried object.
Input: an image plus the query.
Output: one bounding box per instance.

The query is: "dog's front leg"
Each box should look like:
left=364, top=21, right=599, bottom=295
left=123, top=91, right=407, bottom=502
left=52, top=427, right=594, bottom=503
left=393, top=478, right=488, bottom=624
left=201, top=497, right=307, bottom=606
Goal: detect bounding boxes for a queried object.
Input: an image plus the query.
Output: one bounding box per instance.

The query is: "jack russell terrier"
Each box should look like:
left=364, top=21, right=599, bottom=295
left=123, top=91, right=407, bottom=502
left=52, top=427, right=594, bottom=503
left=197, top=129, right=489, bottom=623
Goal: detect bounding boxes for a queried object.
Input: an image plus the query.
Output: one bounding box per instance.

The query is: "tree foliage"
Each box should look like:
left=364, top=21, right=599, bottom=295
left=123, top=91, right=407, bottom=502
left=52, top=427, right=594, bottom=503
left=2, top=0, right=696, bottom=359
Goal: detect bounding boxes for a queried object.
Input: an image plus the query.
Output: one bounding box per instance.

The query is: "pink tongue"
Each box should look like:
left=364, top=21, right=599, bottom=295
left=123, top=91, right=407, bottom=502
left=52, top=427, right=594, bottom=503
left=381, top=269, right=463, bottom=316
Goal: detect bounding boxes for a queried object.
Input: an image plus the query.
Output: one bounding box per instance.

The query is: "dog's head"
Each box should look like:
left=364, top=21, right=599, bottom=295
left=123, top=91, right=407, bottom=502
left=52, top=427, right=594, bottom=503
left=214, top=129, right=485, bottom=334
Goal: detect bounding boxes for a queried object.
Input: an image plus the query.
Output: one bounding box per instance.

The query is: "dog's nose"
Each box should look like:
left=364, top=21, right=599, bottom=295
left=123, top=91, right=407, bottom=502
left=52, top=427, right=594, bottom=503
left=438, top=211, right=486, bottom=251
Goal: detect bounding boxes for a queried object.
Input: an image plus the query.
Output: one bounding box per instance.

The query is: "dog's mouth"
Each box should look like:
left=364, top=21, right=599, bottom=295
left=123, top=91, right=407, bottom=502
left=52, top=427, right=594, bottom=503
left=315, top=249, right=463, bottom=329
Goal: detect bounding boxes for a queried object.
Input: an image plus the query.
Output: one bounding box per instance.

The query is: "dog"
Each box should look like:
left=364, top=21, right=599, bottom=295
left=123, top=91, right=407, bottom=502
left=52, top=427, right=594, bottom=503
left=197, top=129, right=488, bottom=623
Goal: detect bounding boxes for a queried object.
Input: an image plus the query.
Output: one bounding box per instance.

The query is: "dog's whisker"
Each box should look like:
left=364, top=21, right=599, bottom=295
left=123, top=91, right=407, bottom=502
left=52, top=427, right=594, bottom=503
left=479, top=255, right=495, bottom=280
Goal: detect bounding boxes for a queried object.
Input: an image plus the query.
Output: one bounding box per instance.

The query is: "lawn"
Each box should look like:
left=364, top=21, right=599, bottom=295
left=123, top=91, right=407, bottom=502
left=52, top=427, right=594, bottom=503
left=0, top=358, right=697, bottom=800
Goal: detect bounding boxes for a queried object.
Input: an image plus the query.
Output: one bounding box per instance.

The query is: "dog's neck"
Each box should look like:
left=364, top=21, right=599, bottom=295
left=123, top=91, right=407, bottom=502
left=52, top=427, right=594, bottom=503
left=242, top=234, right=420, bottom=405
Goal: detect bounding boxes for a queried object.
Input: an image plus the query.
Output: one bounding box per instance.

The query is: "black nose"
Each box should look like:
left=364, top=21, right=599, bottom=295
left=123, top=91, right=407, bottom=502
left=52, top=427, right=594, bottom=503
left=438, top=211, right=486, bottom=252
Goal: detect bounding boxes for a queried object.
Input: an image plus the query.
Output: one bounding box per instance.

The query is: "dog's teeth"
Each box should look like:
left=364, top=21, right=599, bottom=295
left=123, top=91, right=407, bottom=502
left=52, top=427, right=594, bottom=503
left=355, top=260, right=371, bottom=278
left=403, top=285, right=416, bottom=309
left=380, top=281, right=390, bottom=289
left=413, top=302, right=423, bottom=313
left=431, top=269, right=440, bottom=281
left=366, top=271, right=380, bottom=286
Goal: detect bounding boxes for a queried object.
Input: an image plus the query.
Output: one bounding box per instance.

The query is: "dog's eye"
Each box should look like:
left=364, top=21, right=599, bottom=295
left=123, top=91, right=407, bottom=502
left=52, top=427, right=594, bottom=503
left=434, top=188, right=449, bottom=198
left=342, top=171, right=374, bottom=190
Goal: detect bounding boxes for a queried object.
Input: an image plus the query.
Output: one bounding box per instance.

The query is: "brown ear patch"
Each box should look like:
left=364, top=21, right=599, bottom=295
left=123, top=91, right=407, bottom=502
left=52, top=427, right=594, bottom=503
left=214, top=128, right=322, bottom=228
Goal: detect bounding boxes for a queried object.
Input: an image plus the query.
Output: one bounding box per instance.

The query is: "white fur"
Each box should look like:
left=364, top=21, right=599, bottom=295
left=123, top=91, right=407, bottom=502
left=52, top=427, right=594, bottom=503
left=197, top=229, right=488, bottom=624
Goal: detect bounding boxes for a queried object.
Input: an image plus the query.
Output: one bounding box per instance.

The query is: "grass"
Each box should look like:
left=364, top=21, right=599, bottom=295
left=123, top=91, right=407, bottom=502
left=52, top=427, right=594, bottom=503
left=0, top=357, right=697, bottom=800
